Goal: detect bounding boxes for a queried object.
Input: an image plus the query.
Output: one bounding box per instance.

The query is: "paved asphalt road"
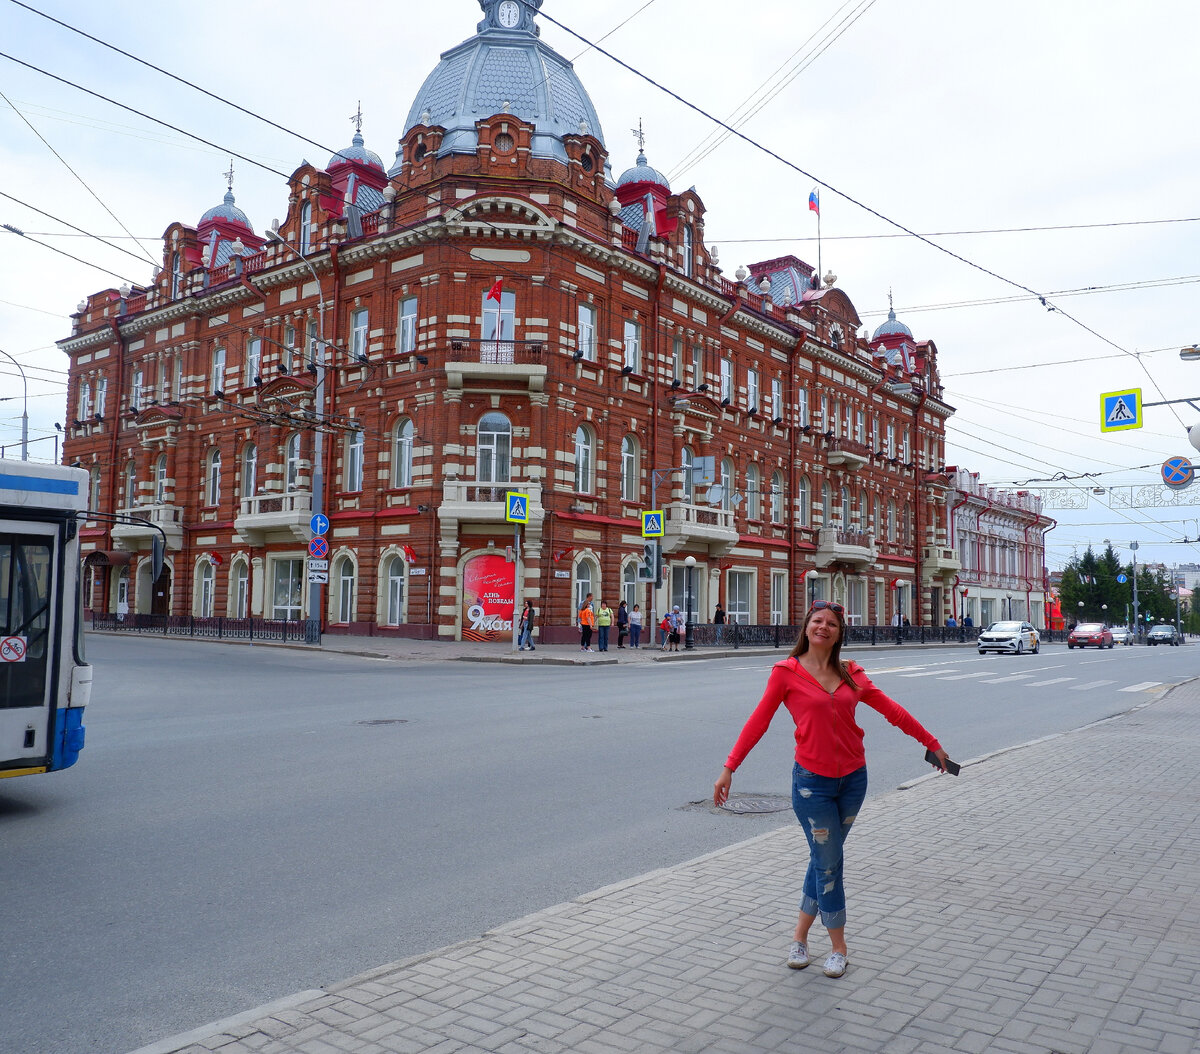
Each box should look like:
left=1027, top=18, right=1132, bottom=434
left=0, top=635, right=1191, bottom=1054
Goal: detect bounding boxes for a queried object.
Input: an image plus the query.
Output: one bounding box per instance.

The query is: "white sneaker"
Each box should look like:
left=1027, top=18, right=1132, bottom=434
left=786, top=941, right=810, bottom=969
left=822, top=952, right=848, bottom=978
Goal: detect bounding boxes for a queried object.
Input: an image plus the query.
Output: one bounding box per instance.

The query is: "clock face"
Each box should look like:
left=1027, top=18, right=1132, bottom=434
left=497, top=1, right=520, bottom=28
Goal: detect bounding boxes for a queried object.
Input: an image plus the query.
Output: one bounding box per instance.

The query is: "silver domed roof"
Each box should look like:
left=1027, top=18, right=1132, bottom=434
left=329, top=130, right=384, bottom=171
left=200, top=189, right=252, bottom=229
left=872, top=307, right=913, bottom=341
left=616, top=150, right=669, bottom=191
left=404, top=6, right=606, bottom=164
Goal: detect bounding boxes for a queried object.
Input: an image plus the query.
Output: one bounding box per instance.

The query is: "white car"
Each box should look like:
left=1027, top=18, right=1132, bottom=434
left=978, top=620, right=1040, bottom=655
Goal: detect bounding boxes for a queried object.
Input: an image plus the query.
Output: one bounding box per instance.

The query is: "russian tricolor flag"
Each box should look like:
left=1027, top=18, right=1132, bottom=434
left=808, top=188, right=820, bottom=216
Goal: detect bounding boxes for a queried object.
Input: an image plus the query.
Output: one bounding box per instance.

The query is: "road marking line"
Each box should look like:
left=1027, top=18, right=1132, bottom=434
left=1070, top=679, right=1116, bottom=691
left=1026, top=677, right=1075, bottom=687
left=1120, top=681, right=1163, bottom=692
left=899, top=669, right=959, bottom=678
left=982, top=673, right=1036, bottom=683
left=936, top=671, right=992, bottom=680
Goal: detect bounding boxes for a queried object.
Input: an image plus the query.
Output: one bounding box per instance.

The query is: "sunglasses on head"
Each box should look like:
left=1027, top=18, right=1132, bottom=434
left=810, top=601, right=844, bottom=614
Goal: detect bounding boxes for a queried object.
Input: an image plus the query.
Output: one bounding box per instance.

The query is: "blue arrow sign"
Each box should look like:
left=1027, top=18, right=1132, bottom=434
left=1116, top=574, right=1128, bottom=584
left=310, top=513, right=329, bottom=536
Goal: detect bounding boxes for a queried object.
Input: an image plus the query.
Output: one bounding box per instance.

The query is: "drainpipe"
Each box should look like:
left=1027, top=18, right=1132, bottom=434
left=948, top=487, right=970, bottom=620
left=912, top=387, right=928, bottom=626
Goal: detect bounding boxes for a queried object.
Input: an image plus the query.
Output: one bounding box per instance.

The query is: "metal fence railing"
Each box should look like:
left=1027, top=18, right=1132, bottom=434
left=92, top=612, right=321, bottom=645
left=681, top=623, right=1071, bottom=649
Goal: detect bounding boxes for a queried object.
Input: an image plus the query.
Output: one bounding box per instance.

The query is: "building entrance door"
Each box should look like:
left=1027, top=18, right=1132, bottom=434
left=151, top=566, right=171, bottom=615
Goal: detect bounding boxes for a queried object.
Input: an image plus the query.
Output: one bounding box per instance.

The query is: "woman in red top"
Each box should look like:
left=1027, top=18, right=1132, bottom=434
left=714, top=601, right=950, bottom=978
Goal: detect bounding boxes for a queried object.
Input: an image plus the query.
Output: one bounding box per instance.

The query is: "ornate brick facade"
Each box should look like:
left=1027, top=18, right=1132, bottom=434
left=60, top=1, right=963, bottom=642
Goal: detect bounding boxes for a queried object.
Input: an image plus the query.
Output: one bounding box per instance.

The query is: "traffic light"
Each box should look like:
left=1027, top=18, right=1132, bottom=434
left=637, top=541, right=661, bottom=586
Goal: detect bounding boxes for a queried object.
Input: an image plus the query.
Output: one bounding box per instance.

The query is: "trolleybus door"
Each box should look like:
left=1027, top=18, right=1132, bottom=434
left=0, top=523, right=59, bottom=770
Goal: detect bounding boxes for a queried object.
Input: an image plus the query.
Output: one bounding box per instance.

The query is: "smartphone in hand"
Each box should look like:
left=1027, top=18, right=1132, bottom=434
left=925, top=748, right=961, bottom=776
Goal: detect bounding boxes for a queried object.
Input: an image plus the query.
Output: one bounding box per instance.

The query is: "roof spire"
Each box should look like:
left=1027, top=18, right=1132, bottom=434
left=631, top=117, right=646, bottom=162
left=224, top=160, right=235, bottom=193
left=350, top=101, right=364, bottom=136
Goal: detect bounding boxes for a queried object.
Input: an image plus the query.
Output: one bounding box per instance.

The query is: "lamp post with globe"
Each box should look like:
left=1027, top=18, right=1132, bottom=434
left=684, top=555, right=696, bottom=650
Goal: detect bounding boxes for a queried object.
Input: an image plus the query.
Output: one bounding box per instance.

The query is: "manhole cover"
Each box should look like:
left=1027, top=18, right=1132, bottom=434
left=356, top=719, right=408, bottom=726
left=719, top=794, right=791, bottom=815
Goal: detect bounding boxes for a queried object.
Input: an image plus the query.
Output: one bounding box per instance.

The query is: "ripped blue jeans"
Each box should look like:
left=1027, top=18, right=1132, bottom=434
left=791, top=763, right=868, bottom=930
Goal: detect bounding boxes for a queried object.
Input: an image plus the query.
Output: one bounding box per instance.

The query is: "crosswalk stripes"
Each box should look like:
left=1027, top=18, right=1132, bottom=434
left=1120, top=681, right=1162, bottom=693
left=1026, top=677, right=1075, bottom=687
left=1070, top=679, right=1116, bottom=691
left=866, top=663, right=1172, bottom=695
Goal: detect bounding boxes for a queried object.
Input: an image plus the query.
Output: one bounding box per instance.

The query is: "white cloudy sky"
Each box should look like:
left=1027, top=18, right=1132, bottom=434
left=3, top=0, right=1199, bottom=571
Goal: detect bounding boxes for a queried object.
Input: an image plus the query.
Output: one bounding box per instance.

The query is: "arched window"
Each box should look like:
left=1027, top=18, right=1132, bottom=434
left=476, top=412, right=511, bottom=483
left=332, top=555, right=356, bottom=624
left=393, top=418, right=414, bottom=488
left=240, top=444, right=257, bottom=499
left=746, top=464, right=760, bottom=521
left=299, top=201, right=313, bottom=255
left=154, top=454, right=169, bottom=504
left=821, top=482, right=831, bottom=525
left=720, top=458, right=734, bottom=512
left=575, top=557, right=597, bottom=612
left=205, top=449, right=221, bottom=507
left=902, top=502, right=912, bottom=544
left=345, top=429, right=364, bottom=492
left=620, top=434, right=639, bottom=502
left=682, top=223, right=694, bottom=278
left=771, top=471, right=784, bottom=524
left=681, top=445, right=695, bottom=502
left=622, top=560, right=638, bottom=612
left=89, top=467, right=101, bottom=512
left=170, top=251, right=182, bottom=299
left=797, top=475, right=810, bottom=527
left=859, top=489, right=869, bottom=530
left=574, top=425, right=594, bottom=494
left=230, top=558, right=249, bottom=618
left=285, top=433, right=302, bottom=491
left=123, top=460, right=136, bottom=511
left=384, top=554, right=407, bottom=626
left=196, top=559, right=215, bottom=618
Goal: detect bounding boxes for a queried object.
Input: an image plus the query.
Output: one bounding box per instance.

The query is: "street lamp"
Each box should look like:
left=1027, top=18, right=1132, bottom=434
left=1006, top=592, right=1012, bottom=620
left=1077, top=599, right=1084, bottom=626
left=266, top=224, right=326, bottom=633
left=684, top=555, right=696, bottom=650
left=0, top=348, right=29, bottom=460
left=805, top=568, right=819, bottom=608
left=959, top=586, right=968, bottom=630
left=1101, top=603, right=1108, bottom=626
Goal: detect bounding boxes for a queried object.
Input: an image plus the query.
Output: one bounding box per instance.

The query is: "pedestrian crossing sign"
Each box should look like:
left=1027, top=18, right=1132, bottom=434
left=505, top=491, right=528, bottom=524
left=1100, top=389, right=1142, bottom=432
left=641, top=509, right=664, bottom=537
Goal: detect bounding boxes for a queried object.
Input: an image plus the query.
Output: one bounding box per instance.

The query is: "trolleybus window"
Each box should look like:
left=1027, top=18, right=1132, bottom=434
left=1, top=536, right=52, bottom=710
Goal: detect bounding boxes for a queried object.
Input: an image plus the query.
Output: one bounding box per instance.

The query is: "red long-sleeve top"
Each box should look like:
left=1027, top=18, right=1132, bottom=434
left=724, top=657, right=942, bottom=778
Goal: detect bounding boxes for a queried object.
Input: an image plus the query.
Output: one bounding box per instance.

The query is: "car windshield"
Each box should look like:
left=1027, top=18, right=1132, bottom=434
left=987, top=622, right=1023, bottom=632
left=1074, top=624, right=1104, bottom=633
left=1150, top=626, right=1172, bottom=633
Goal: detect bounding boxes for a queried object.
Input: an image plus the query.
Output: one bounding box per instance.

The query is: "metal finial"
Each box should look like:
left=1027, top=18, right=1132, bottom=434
left=350, top=101, right=364, bottom=135
left=631, top=118, right=646, bottom=156
left=224, top=160, right=235, bottom=192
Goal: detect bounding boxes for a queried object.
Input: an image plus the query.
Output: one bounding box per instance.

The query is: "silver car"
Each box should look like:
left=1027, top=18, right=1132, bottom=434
left=978, top=620, right=1041, bottom=655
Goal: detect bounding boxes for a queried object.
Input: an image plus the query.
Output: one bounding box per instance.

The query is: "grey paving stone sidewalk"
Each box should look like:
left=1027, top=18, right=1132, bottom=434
left=134, top=683, right=1200, bottom=1054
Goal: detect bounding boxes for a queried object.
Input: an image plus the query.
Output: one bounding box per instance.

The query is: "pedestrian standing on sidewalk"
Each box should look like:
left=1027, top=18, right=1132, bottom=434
left=659, top=612, right=671, bottom=649
left=629, top=604, right=643, bottom=648
left=578, top=593, right=595, bottom=652
left=714, top=602, right=726, bottom=644
left=597, top=600, right=613, bottom=652
left=616, top=600, right=629, bottom=649
left=713, top=600, right=950, bottom=979
left=517, top=601, right=536, bottom=651
left=667, top=606, right=683, bottom=652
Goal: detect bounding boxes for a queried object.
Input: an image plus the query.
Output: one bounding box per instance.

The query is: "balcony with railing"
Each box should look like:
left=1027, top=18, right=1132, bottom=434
left=439, top=480, right=543, bottom=528
left=234, top=490, right=312, bottom=543
left=661, top=501, right=739, bottom=557
left=111, top=504, right=184, bottom=550
left=825, top=437, right=871, bottom=472
left=923, top=545, right=963, bottom=578
left=444, top=338, right=548, bottom=392
left=814, top=527, right=877, bottom=569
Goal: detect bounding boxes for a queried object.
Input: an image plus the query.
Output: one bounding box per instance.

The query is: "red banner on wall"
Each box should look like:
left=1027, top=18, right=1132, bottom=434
left=461, top=553, right=515, bottom=642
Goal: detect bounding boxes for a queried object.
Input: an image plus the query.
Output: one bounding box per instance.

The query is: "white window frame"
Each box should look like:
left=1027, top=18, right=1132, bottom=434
left=719, top=358, right=732, bottom=403
left=155, top=454, right=168, bottom=504
left=746, top=464, right=760, bottom=521
left=577, top=302, right=597, bottom=361
left=198, top=561, right=215, bottom=618
left=271, top=557, right=304, bottom=620
left=206, top=449, right=221, bottom=507
left=246, top=337, right=262, bottom=384
left=797, top=475, right=810, bottom=527
left=346, top=429, right=364, bottom=492
left=285, top=433, right=302, bottom=491
left=393, top=419, right=414, bottom=488
left=233, top=560, right=249, bottom=619
left=720, top=458, right=734, bottom=512
left=623, top=319, right=640, bottom=372
left=335, top=556, right=355, bottom=624
left=386, top=554, right=407, bottom=626
left=95, top=377, right=107, bottom=418
left=350, top=308, right=369, bottom=361
left=241, top=444, right=257, bottom=499
left=299, top=201, right=313, bottom=255
left=620, top=434, right=638, bottom=502
left=211, top=348, right=225, bottom=394
left=797, top=387, right=809, bottom=427
left=771, top=471, right=784, bottom=524
left=123, top=461, right=136, bottom=510
left=398, top=296, right=418, bottom=355
left=131, top=368, right=144, bottom=411
left=855, top=409, right=865, bottom=444
left=78, top=380, right=91, bottom=420
left=477, top=413, right=512, bottom=483
left=747, top=368, right=759, bottom=412
left=682, top=446, right=694, bottom=502
left=727, top=570, right=753, bottom=624
left=770, top=571, right=787, bottom=626
left=574, top=425, right=594, bottom=494
left=682, top=223, right=694, bottom=278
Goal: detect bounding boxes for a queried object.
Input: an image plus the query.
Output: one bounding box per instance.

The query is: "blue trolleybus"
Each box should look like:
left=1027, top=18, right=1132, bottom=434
left=1, top=461, right=92, bottom=779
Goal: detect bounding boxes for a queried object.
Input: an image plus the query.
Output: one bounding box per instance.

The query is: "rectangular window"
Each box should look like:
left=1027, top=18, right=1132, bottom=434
left=727, top=571, right=753, bottom=624
left=820, top=394, right=829, bottom=432
left=172, top=356, right=182, bottom=401
left=719, top=358, right=732, bottom=402
left=692, top=345, right=704, bottom=389
left=623, top=320, right=640, bottom=372
left=235, top=566, right=249, bottom=619
left=855, top=409, right=865, bottom=444
left=886, top=423, right=896, bottom=458
left=770, top=572, right=786, bottom=626
left=307, top=321, right=319, bottom=366
left=95, top=377, right=107, bottom=418
left=338, top=564, right=354, bottom=623
left=871, top=416, right=879, bottom=452
left=272, top=559, right=304, bottom=620
left=902, top=428, right=911, bottom=462
left=77, top=381, right=91, bottom=420
left=211, top=348, right=225, bottom=394
left=577, top=302, right=597, bottom=361
left=346, top=430, right=364, bottom=492
left=350, top=308, right=369, bottom=361
left=797, top=387, right=809, bottom=426
left=747, top=368, right=759, bottom=412
left=672, top=337, right=683, bottom=381
left=398, top=296, right=418, bottom=354
left=131, top=368, right=144, bottom=411
left=771, top=377, right=783, bottom=421
left=246, top=338, right=262, bottom=385
left=481, top=288, right=516, bottom=362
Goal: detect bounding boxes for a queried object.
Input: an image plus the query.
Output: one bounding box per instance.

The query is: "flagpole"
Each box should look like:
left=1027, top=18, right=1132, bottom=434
left=816, top=203, right=822, bottom=285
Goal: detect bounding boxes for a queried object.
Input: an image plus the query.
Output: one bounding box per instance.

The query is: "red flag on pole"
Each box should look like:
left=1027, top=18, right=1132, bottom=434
left=486, top=279, right=503, bottom=303
left=402, top=544, right=418, bottom=563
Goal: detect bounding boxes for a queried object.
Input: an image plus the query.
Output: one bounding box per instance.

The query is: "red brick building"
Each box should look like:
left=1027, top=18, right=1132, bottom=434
left=60, top=0, right=960, bottom=643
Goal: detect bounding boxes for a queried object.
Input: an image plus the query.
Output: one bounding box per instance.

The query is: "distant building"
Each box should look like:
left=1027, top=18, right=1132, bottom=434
left=946, top=469, right=1053, bottom=627
left=60, top=0, right=962, bottom=641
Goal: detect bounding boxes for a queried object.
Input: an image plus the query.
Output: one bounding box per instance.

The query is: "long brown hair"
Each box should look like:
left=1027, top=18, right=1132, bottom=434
left=789, top=604, right=858, bottom=690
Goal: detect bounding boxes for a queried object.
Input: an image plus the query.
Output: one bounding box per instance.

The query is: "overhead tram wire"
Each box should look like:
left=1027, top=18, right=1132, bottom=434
left=0, top=86, right=160, bottom=268
left=1, top=223, right=137, bottom=284
left=528, top=4, right=1190, bottom=430
left=0, top=190, right=169, bottom=267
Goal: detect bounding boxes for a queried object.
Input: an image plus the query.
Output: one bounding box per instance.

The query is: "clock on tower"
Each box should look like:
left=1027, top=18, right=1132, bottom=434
left=478, top=0, right=543, bottom=34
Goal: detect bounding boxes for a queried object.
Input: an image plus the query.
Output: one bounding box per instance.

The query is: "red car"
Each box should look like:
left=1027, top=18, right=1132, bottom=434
left=1068, top=622, right=1114, bottom=649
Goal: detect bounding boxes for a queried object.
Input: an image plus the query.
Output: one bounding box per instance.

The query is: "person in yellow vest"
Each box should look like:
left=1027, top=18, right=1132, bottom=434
left=578, top=593, right=596, bottom=652
left=596, top=599, right=614, bottom=652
